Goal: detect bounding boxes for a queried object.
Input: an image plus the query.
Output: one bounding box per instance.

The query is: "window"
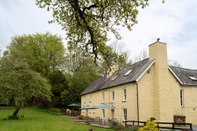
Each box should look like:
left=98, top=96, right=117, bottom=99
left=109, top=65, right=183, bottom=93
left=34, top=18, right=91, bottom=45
left=90, top=94, right=92, bottom=102
left=124, top=69, right=132, bottom=76
left=102, top=92, right=105, bottom=103
left=180, top=89, right=184, bottom=107
left=111, top=91, right=115, bottom=102
left=147, top=69, right=151, bottom=74
left=123, top=88, right=127, bottom=101
left=123, top=109, right=127, bottom=121
left=189, top=76, right=197, bottom=81
left=111, top=74, right=118, bottom=80
left=84, top=95, right=86, bottom=103
left=102, top=109, right=105, bottom=119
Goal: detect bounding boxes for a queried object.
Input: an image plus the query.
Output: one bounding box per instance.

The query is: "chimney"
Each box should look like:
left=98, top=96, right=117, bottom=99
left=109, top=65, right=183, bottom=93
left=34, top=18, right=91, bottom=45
left=107, top=64, right=119, bottom=78
left=149, top=38, right=168, bottom=67
left=148, top=38, right=173, bottom=122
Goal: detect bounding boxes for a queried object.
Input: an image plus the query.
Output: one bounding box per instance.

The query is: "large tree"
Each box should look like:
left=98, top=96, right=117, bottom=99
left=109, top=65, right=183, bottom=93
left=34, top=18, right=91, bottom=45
left=7, top=32, right=65, bottom=77
left=47, top=70, right=68, bottom=107
left=36, top=0, right=150, bottom=62
left=0, top=57, right=52, bottom=117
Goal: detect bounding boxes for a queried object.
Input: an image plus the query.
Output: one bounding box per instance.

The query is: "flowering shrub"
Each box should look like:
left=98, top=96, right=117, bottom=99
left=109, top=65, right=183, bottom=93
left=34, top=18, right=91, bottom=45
left=138, top=120, right=159, bottom=131
left=128, top=125, right=140, bottom=131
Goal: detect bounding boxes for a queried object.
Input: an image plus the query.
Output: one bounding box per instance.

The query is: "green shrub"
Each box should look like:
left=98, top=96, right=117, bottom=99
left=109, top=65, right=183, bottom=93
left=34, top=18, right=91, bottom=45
left=79, top=115, right=83, bottom=120
left=8, top=115, right=19, bottom=120
left=111, top=121, right=126, bottom=131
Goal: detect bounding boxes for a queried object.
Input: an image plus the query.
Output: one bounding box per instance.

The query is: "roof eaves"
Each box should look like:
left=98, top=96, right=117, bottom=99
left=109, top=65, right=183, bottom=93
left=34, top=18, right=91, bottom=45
left=136, top=59, right=155, bottom=82
left=168, top=66, right=183, bottom=85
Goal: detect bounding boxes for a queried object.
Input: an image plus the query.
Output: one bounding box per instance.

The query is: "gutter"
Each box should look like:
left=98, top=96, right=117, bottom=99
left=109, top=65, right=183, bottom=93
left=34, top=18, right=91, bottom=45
left=135, top=81, right=139, bottom=126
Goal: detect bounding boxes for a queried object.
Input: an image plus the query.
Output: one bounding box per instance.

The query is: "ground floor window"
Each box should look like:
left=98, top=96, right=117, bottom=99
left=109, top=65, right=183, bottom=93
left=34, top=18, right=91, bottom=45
left=123, top=108, right=127, bottom=121
left=102, top=109, right=105, bottom=119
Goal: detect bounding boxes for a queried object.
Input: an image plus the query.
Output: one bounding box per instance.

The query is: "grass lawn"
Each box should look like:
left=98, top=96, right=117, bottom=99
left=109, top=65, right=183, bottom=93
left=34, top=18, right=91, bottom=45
left=0, top=107, right=114, bottom=131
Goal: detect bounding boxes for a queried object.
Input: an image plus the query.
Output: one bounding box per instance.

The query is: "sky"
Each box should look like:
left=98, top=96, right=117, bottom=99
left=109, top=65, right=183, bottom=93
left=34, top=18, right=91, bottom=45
left=0, top=0, right=197, bottom=69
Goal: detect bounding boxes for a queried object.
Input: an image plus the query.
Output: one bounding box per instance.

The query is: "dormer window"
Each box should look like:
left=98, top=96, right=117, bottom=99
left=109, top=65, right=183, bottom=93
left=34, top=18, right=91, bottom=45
left=189, top=76, right=197, bottom=81
left=124, top=69, right=132, bottom=76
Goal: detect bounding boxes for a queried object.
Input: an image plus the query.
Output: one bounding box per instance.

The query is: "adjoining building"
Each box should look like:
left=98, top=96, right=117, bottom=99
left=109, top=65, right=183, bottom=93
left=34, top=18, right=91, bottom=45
left=81, top=39, right=197, bottom=125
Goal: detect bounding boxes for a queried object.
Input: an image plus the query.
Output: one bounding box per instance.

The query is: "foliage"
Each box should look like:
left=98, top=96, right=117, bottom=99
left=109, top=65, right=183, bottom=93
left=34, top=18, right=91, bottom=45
left=109, top=40, right=132, bottom=69
left=0, top=58, right=52, bottom=117
left=36, top=0, right=149, bottom=63
left=110, top=121, right=128, bottom=131
left=0, top=107, right=114, bottom=131
left=35, top=105, right=66, bottom=115
left=128, top=125, right=140, bottom=131
left=168, top=60, right=182, bottom=67
left=138, top=120, right=159, bottom=131
left=36, top=96, right=52, bottom=107
left=8, top=115, right=19, bottom=120
left=47, top=71, right=69, bottom=107
left=79, top=115, right=83, bottom=120
left=6, top=32, right=65, bottom=77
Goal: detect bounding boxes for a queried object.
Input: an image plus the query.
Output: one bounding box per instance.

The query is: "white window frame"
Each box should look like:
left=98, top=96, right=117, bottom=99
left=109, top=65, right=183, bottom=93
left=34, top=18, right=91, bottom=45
left=90, top=94, right=92, bottom=102
left=111, top=91, right=115, bottom=102
left=180, top=89, right=184, bottom=107
left=102, top=92, right=105, bottom=103
left=122, top=108, right=127, bottom=121
left=84, top=95, right=86, bottom=103
left=102, top=109, right=105, bottom=119
left=123, top=88, right=127, bottom=102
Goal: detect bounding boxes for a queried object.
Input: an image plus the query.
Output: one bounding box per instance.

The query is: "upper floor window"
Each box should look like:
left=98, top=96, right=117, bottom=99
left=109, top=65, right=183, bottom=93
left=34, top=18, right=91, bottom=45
left=102, top=92, right=105, bottom=103
left=123, top=88, right=127, bottom=101
left=111, top=91, right=115, bottom=102
left=180, top=89, right=184, bottom=107
left=90, top=94, right=92, bottom=102
left=84, top=95, right=86, bottom=103
left=123, top=108, right=127, bottom=121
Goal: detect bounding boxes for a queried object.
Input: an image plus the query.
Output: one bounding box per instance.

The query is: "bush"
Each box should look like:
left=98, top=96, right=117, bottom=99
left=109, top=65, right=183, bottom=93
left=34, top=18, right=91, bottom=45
left=79, top=115, right=83, bottom=120
left=138, top=120, right=159, bottom=131
left=128, top=125, right=140, bottom=131
left=8, top=115, right=19, bottom=120
left=111, top=121, right=126, bottom=131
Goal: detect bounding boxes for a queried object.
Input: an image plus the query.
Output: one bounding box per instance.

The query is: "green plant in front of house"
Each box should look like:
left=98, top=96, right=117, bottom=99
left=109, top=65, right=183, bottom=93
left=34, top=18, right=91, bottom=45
left=138, top=120, right=159, bottom=131
left=111, top=121, right=129, bottom=131
left=79, top=115, right=83, bottom=120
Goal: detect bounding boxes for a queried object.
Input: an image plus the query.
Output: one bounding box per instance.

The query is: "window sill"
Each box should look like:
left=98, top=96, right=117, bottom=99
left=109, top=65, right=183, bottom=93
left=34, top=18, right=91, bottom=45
left=122, top=100, right=126, bottom=103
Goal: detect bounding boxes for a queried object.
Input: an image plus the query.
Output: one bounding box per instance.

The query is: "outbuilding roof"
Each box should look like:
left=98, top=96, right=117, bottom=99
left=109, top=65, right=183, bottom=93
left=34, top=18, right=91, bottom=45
left=169, top=66, right=197, bottom=86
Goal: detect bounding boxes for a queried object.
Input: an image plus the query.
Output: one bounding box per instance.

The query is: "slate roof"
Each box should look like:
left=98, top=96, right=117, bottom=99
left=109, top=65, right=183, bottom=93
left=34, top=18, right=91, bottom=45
left=169, top=66, right=197, bottom=86
left=81, top=58, right=155, bottom=95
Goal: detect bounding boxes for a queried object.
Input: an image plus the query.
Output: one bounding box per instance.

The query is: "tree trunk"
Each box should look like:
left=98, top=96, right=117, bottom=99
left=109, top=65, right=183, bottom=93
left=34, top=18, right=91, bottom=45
left=13, top=107, right=20, bottom=117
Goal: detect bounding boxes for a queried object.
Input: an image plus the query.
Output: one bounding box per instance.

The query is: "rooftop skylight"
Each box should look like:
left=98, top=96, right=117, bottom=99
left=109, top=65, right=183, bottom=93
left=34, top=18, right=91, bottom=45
left=189, top=76, right=197, bottom=81
left=124, top=69, right=132, bottom=76
left=111, top=74, right=118, bottom=81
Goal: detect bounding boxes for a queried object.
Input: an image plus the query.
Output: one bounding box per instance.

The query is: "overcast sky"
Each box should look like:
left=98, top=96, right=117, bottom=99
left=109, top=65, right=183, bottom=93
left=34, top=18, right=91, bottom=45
left=0, top=0, right=197, bottom=69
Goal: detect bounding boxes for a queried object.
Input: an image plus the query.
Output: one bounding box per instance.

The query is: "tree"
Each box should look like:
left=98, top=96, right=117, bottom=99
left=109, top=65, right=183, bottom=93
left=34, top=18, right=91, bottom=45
left=47, top=70, right=69, bottom=107
left=133, top=49, right=148, bottom=63
left=168, top=60, right=181, bottom=67
left=36, top=0, right=149, bottom=62
left=7, top=32, right=65, bottom=77
left=0, top=57, right=52, bottom=117
left=109, top=40, right=132, bottom=68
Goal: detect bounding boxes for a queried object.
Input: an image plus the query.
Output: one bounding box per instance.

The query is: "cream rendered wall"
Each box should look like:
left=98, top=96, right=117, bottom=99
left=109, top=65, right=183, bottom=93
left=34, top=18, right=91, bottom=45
left=168, top=69, right=197, bottom=125
left=137, top=65, right=155, bottom=121
left=81, top=83, right=138, bottom=123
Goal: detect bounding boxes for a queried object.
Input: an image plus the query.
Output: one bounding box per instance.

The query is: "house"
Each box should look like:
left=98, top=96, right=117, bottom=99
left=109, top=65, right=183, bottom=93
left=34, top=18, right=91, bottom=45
left=80, top=39, right=197, bottom=125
